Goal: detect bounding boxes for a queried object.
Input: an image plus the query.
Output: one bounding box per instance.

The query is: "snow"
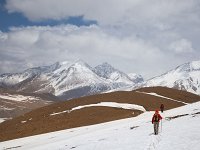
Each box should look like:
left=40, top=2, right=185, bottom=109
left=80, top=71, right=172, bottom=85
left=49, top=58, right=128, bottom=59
left=1, top=102, right=200, bottom=150
left=71, top=102, right=146, bottom=112
left=50, top=110, right=70, bottom=116
left=0, top=94, right=41, bottom=102
left=49, top=60, right=111, bottom=96
left=0, top=74, right=29, bottom=86
left=136, top=91, right=188, bottom=104
left=0, top=106, right=15, bottom=110
left=128, top=73, right=144, bottom=83
left=0, top=118, right=6, bottom=123
left=94, top=62, right=135, bottom=85
left=191, top=60, right=200, bottom=70
left=50, top=102, right=146, bottom=116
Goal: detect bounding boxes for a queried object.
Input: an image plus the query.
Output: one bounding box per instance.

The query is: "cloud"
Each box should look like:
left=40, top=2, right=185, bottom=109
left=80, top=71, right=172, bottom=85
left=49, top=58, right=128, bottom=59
left=169, top=39, right=194, bottom=53
left=5, top=0, right=200, bottom=26
left=1, top=0, right=200, bottom=78
left=0, top=24, right=199, bottom=79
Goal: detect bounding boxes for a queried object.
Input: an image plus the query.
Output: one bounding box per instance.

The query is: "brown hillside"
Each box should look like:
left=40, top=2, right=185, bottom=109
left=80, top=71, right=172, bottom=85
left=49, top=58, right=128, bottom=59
left=0, top=86, right=200, bottom=142
left=0, top=91, right=56, bottom=119
left=136, top=86, right=199, bottom=103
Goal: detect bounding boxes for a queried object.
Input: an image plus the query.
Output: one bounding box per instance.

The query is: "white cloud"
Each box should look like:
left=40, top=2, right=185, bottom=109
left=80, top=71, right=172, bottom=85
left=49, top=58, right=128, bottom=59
left=169, top=39, right=194, bottom=53
left=1, top=24, right=199, bottom=79
left=5, top=0, right=200, bottom=27
left=1, top=0, right=200, bottom=78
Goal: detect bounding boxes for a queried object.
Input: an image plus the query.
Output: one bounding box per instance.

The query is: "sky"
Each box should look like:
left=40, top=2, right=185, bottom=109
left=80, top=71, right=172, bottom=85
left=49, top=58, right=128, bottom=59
left=0, top=0, right=200, bottom=79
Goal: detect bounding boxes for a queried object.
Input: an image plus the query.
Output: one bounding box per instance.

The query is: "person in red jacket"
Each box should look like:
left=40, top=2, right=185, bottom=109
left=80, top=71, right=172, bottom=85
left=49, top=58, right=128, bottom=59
left=152, top=110, right=162, bottom=135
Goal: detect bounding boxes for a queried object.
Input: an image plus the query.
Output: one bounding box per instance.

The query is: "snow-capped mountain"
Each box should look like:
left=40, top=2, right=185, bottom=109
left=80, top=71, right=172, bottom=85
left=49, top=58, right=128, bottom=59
left=0, top=62, right=60, bottom=87
left=94, top=62, right=134, bottom=84
left=128, top=73, right=144, bottom=83
left=144, top=60, right=200, bottom=95
left=0, top=60, right=142, bottom=100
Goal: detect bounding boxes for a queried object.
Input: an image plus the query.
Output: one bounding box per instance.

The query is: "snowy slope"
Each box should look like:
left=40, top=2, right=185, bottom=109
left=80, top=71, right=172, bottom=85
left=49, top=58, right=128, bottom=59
left=1, top=102, right=199, bottom=150
left=144, top=60, right=200, bottom=95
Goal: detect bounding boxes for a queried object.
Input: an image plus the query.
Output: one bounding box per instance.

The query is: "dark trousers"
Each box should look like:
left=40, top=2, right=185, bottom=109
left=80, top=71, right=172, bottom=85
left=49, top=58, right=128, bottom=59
left=154, top=122, right=159, bottom=135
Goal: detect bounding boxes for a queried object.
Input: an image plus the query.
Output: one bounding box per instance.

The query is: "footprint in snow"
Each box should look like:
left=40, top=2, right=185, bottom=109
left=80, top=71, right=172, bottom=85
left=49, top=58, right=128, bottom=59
left=146, top=134, right=162, bottom=150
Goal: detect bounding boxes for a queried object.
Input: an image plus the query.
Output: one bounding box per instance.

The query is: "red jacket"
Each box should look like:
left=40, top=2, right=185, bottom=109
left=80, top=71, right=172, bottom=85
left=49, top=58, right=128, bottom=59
left=152, top=113, right=162, bottom=123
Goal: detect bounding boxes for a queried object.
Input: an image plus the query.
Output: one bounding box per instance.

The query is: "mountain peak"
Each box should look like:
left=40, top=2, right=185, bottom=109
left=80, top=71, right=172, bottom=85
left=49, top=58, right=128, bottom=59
left=145, top=60, right=200, bottom=95
left=128, top=73, right=144, bottom=83
left=60, top=61, right=71, bottom=65
left=94, top=62, right=117, bottom=79
left=190, top=60, right=200, bottom=70
left=175, top=60, right=200, bottom=73
left=94, top=62, right=136, bottom=84
left=100, top=62, right=113, bottom=67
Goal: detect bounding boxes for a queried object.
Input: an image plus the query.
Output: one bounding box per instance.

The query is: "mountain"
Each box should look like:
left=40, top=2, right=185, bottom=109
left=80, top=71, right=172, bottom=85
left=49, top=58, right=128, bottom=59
left=128, top=73, right=144, bottom=83
left=0, top=86, right=199, bottom=141
left=143, top=60, right=200, bottom=95
left=94, top=62, right=134, bottom=84
left=0, top=62, right=60, bottom=87
left=0, top=60, right=142, bottom=100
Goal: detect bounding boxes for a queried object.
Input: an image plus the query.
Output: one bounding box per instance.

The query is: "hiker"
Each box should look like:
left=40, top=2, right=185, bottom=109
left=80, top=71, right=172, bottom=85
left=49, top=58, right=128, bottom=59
left=160, top=104, right=164, bottom=113
left=152, top=110, right=162, bottom=135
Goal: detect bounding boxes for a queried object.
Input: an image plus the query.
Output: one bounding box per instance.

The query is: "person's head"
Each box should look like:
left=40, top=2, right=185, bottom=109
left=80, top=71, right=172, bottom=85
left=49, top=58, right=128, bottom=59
left=155, top=110, right=159, bottom=114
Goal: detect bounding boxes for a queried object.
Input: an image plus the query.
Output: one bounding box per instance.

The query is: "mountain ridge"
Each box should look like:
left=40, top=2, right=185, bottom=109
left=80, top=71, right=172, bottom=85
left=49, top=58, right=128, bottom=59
left=1, top=60, right=200, bottom=101
left=0, top=60, right=142, bottom=100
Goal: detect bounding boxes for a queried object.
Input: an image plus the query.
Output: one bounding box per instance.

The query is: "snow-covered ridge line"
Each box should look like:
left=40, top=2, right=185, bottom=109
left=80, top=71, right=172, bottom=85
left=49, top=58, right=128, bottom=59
left=136, top=91, right=188, bottom=104
left=50, top=102, right=146, bottom=116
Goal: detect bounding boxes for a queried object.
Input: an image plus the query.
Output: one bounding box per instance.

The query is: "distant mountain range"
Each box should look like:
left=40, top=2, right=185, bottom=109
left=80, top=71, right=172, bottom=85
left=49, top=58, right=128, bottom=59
left=0, top=60, right=200, bottom=101
left=0, top=60, right=143, bottom=100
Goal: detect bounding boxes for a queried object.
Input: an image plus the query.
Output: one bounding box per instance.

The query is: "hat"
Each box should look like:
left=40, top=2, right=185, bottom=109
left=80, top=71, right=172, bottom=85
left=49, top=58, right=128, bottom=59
left=155, top=110, right=159, bottom=113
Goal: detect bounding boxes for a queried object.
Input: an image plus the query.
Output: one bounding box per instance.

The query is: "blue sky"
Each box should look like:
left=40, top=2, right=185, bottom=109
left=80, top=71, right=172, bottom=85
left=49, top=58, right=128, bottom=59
left=0, top=0, right=200, bottom=78
left=0, top=0, right=96, bottom=32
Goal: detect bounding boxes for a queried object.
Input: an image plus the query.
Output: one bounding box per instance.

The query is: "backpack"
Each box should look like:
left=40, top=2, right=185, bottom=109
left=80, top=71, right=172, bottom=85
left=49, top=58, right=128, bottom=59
left=154, top=114, right=159, bottom=122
